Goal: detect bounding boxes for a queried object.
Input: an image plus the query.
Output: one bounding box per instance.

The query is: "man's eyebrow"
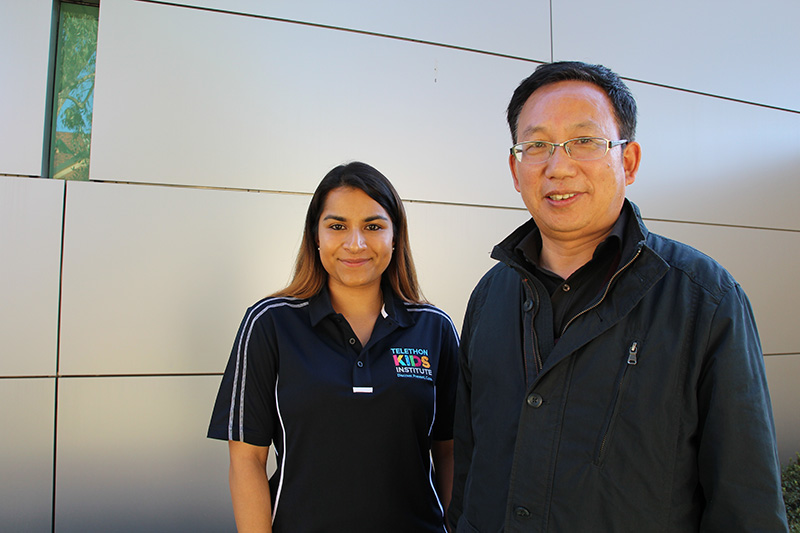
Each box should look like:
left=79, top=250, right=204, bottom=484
left=519, top=125, right=544, bottom=139
left=571, top=120, right=602, bottom=131
left=519, top=121, right=602, bottom=139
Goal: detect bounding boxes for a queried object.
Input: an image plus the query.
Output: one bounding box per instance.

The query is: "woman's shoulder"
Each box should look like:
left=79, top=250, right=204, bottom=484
left=402, top=302, right=458, bottom=335
left=402, top=301, right=450, bottom=317
left=243, top=295, right=311, bottom=322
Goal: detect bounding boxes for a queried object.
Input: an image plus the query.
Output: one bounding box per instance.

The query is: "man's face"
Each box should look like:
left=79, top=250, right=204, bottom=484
left=509, top=80, right=640, bottom=246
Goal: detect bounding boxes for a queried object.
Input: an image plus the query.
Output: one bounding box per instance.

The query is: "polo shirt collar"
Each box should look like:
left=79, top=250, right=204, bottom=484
left=380, top=283, right=415, bottom=328
left=308, top=283, right=414, bottom=328
left=308, top=285, right=335, bottom=327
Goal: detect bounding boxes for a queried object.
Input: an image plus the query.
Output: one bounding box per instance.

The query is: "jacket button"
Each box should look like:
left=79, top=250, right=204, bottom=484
left=526, top=393, right=543, bottom=408
left=515, top=506, right=531, bottom=518
left=356, top=361, right=363, bottom=368
left=523, top=299, right=534, bottom=312
left=349, top=338, right=356, bottom=345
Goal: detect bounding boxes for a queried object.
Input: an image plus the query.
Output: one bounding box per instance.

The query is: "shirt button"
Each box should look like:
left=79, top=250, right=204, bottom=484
left=515, top=506, right=531, bottom=518
left=349, top=338, right=356, bottom=345
left=356, top=361, right=363, bottom=368
left=523, top=299, right=534, bottom=312
left=526, top=393, right=543, bottom=408
left=562, top=283, right=570, bottom=292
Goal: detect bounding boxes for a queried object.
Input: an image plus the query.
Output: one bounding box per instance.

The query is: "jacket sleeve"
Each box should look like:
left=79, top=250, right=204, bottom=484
left=449, top=279, right=487, bottom=530
left=696, top=284, right=789, bottom=531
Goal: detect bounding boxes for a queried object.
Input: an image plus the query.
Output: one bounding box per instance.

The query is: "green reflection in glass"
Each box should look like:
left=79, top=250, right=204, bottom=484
left=50, top=3, right=99, bottom=180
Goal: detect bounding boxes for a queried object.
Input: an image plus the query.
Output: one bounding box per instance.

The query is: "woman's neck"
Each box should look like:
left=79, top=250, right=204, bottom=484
left=328, top=282, right=383, bottom=346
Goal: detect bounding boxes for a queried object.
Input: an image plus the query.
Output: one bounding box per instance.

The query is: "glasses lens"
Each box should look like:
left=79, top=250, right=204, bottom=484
left=566, top=138, right=608, bottom=160
left=517, top=141, right=551, bottom=163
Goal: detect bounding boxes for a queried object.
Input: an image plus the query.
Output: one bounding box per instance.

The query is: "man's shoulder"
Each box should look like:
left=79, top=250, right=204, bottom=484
left=474, top=261, right=520, bottom=293
left=644, top=231, right=738, bottom=299
left=464, top=261, right=521, bottom=317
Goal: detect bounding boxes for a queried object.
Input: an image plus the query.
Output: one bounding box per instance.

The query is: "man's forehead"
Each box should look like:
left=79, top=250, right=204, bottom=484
left=518, top=82, right=618, bottom=137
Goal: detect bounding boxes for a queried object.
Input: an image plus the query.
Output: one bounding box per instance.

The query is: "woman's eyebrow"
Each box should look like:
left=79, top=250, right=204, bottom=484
left=321, top=214, right=389, bottom=222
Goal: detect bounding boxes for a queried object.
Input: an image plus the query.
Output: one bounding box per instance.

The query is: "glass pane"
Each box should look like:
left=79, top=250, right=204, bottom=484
left=50, top=3, right=99, bottom=180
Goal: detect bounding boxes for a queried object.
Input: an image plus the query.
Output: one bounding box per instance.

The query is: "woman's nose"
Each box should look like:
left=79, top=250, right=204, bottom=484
left=344, top=229, right=366, bottom=250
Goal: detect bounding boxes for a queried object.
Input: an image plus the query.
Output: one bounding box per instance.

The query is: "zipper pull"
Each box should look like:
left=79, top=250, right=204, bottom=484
left=627, top=341, right=639, bottom=365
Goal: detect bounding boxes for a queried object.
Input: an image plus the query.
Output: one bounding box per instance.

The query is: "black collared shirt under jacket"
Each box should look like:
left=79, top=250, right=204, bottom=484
left=449, top=200, right=788, bottom=532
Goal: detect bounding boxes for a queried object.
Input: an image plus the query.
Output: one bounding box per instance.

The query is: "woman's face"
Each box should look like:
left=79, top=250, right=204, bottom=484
left=317, top=186, right=394, bottom=295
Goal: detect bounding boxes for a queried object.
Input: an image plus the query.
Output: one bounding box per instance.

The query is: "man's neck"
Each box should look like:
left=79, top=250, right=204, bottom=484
left=539, top=230, right=612, bottom=280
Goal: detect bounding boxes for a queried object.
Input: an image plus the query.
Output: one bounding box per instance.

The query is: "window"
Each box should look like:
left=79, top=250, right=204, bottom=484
left=50, top=2, right=99, bottom=180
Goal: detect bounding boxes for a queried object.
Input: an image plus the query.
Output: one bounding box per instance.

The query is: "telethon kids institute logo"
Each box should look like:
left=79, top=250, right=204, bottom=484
left=390, top=347, right=433, bottom=381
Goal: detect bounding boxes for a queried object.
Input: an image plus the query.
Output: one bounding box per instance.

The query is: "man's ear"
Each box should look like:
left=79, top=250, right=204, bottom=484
left=623, top=141, right=642, bottom=186
left=509, top=152, right=522, bottom=193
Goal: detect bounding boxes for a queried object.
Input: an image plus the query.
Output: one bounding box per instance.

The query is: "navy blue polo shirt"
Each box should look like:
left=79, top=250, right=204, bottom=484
left=208, top=285, right=459, bottom=532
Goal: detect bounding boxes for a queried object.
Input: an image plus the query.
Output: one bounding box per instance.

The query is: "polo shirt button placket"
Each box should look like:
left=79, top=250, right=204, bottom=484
left=352, top=352, right=372, bottom=394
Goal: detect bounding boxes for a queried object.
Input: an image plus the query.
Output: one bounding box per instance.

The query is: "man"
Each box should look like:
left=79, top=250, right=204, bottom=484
left=449, top=61, right=788, bottom=532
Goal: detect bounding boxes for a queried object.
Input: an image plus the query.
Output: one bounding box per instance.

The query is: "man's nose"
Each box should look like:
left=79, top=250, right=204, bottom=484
left=545, top=144, right=575, bottom=173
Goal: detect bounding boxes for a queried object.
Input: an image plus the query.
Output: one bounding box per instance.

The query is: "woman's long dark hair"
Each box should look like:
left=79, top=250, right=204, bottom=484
left=273, top=161, right=425, bottom=303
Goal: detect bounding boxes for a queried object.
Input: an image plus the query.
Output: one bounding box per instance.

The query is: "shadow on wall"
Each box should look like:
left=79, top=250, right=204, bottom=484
left=632, top=151, right=800, bottom=231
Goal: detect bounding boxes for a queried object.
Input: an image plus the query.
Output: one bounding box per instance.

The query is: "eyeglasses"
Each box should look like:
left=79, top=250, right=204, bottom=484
left=510, top=137, right=628, bottom=164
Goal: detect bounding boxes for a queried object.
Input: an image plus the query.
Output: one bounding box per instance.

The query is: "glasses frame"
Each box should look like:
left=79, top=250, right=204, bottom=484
left=510, top=137, right=628, bottom=164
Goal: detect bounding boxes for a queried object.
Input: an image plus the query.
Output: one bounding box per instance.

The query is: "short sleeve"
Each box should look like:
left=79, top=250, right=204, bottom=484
left=207, top=303, right=279, bottom=446
left=431, top=313, right=460, bottom=441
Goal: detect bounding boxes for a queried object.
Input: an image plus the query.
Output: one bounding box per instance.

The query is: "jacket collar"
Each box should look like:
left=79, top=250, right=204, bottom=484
left=501, top=200, right=669, bottom=381
left=491, top=199, right=648, bottom=276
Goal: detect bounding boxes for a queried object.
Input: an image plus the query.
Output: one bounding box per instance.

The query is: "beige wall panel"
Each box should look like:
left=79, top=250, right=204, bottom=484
left=553, top=0, right=800, bottom=111
left=628, top=82, right=800, bottom=231
left=0, top=378, right=54, bottom=531
left=163, top=0, right=551, bottom=59
left=0, top=176, right=63, bottom=376
left=60, top=181, right=308, bottom=375
left=0, top=1, right=52, bottom=176
left=406, top=202, right=531, bottom=329
left=90, top=0, right=533, bottom=208
left=55, top=376, right=233, bottom=532
left=764, top=354, right=800, bottom=465
left=646, top=220, right=799, bottom=356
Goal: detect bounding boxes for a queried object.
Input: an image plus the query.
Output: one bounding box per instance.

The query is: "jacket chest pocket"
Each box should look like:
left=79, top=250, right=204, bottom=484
left=593, top=340, right=639, bottom=466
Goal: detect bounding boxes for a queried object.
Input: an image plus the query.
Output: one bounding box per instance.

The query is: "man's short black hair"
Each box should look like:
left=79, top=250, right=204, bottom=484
left=507, top=61, right=637, bottom=144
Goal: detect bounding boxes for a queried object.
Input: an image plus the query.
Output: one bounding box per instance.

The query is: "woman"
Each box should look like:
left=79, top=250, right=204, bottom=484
left=208, top=162, right=459, bottom=532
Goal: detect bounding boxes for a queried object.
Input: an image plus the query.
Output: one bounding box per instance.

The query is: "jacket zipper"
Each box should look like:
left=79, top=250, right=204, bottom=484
left=560, top=246, right=643, bottom=337
left=596, top=340, right=640, bottom=463
left=627, top=341, right=639, bottom=365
